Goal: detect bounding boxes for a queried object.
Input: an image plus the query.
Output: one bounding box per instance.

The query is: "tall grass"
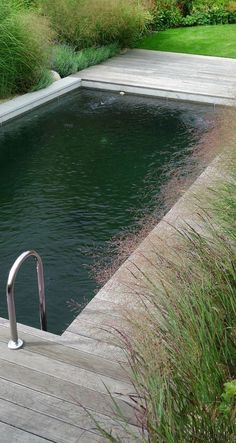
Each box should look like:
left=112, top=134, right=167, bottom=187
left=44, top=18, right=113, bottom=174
left=40, top=0, right=153, bottom=49
left=95, top=151, right=236, bottom=441
left=114, top=152, right=236, bottom=441
left=0, top=1, right=53, bottom=97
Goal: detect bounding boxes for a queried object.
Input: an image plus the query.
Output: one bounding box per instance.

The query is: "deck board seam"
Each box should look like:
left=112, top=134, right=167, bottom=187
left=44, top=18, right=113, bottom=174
left=0, top=353, right=132, bottom=400
left=0, top=336, right=127, bottom=383
left=0, top=373, right=133, bottom=428
left=0, top=417, right=56, bottom=443
left=0, top=373, right=133, bottom=424
left=0, top=396, right=101, bottom=437
left=0, top=321, right=125, bottom=365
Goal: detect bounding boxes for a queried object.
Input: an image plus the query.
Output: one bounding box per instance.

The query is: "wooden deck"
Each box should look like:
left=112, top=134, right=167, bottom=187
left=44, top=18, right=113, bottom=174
left=0, top=318, right=139, bottom=442
left=73, top=49, right=236, bottom=105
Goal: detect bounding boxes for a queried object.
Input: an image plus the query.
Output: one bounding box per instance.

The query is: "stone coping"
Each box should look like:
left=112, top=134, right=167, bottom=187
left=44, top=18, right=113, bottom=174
left=81, top=79, right=234, bottom=105
left=0, top=77, right=81, bottom=125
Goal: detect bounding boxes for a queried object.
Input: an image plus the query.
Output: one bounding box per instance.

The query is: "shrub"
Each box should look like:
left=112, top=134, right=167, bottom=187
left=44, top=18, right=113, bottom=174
left=152, top=1, right=183, bottom=30
left=40, top=0, right=153, bottom=49
left=94, top=123, right=236, bottom=441
left=177, top=1, right=193, bottom=15
left=17, top=0, right=37, bottom=7
left=0, top=2, right=53, bottom=97
left=191, top=0, right=228, bottom=13
left=226, top=0, right=236, bottom=12
left=220, top=380, right=236, bottom=417
left=150, top=0, right=236, bottom=30
left=183, top=8, right=236, bottom=25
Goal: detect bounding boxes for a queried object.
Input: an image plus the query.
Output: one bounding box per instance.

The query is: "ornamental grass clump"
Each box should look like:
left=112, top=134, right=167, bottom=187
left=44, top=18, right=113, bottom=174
left=120, top=155, right=236, bottom=442
left=50, top=43, right=120, bottom=77
left=50, top=44, right=78, bottom=77
left=76, top=44, right=120, bottom=71
left=40, top=0, right=153, bottom=49
left=93, top=143, right=236, bottom=442
left=0, top=1, right=53, bottom=97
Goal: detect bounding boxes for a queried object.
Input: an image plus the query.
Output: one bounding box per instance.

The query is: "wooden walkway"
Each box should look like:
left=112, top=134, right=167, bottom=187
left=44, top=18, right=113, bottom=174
left=73, top=49, right=236, bottom=105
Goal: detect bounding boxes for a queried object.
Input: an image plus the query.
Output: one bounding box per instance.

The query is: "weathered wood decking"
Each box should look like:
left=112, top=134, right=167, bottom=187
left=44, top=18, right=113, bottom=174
left=0, top=318, right=138, bottom=442
left=72, top=49, right=236, bottom=105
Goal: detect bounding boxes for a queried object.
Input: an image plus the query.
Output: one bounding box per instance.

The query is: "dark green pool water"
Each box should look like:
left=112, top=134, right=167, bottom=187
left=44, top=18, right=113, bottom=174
left=0, top=89, right=213, bottom=334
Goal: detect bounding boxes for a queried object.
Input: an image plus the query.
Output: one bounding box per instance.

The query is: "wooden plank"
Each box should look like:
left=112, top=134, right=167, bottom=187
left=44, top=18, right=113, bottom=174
left=0, top=421, right=53, bottom=443
left=65, top=311, right=128, bottom=344
left=81, top=298, right=124, bottom=317
left=77, top=48, right=236, bottom=102
left=78, top=430, right=139, bottom=443
left=80, top=62, right=236, bottom=84
left=71, top=308, right=125, bottom=327
left=0, top=398, right=89, bottom=443
left=77, top=433, right=106, bottom=443
left=61, top=331, right=127, bottom=362
left=0, top=341, right=132, bottom=398
left=0, top=326, right=129, bottom=382
left=0, top=378, right=140, bottom=441
left=115, top=49, right=236, bottom=67
left=0, top=360, right=135, bottom=423
left=80, top=71, right=234, bottom=97
left=65, top=319, right=121, bottom=342
left=0, top=318, right=127, bottom=362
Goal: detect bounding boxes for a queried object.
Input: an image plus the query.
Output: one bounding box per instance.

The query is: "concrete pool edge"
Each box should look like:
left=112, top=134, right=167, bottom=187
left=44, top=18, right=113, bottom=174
left=0, top=77, right=82, bottom=125
left=80, top=79, right=236, bottom=106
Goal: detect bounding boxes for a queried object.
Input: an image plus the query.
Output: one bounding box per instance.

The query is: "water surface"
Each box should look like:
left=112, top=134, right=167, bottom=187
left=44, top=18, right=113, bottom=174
left=0, top=90, right=213, bottom=333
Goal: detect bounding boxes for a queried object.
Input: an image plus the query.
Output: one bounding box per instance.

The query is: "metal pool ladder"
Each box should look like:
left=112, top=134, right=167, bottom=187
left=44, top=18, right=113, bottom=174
left=6, top=250, right=47, bottom=350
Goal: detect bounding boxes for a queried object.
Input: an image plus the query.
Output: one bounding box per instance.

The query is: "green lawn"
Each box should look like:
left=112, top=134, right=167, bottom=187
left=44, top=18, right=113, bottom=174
left=138, top=24, right=236, bottom=58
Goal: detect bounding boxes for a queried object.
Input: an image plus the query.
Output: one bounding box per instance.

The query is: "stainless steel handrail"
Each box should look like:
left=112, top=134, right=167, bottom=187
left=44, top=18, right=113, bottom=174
left=6, top=250, right=47, bottom=350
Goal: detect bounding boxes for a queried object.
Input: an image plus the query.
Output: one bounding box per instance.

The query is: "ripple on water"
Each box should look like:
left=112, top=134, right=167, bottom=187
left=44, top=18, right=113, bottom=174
left=0, top=89, right=214, bottom=333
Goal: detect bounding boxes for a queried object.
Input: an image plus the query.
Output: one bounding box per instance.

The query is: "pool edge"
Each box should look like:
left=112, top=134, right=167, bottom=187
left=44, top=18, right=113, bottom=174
left=0, top=77, right=82, bottom=125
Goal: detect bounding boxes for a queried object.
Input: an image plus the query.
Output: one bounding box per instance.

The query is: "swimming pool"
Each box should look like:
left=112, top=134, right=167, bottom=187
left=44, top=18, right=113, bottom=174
left=0, top=89, right=213, bottom=333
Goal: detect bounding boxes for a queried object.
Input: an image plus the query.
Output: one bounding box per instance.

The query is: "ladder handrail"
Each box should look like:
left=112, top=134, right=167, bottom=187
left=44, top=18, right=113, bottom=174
left=6, top=250, right=47, bottom=350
